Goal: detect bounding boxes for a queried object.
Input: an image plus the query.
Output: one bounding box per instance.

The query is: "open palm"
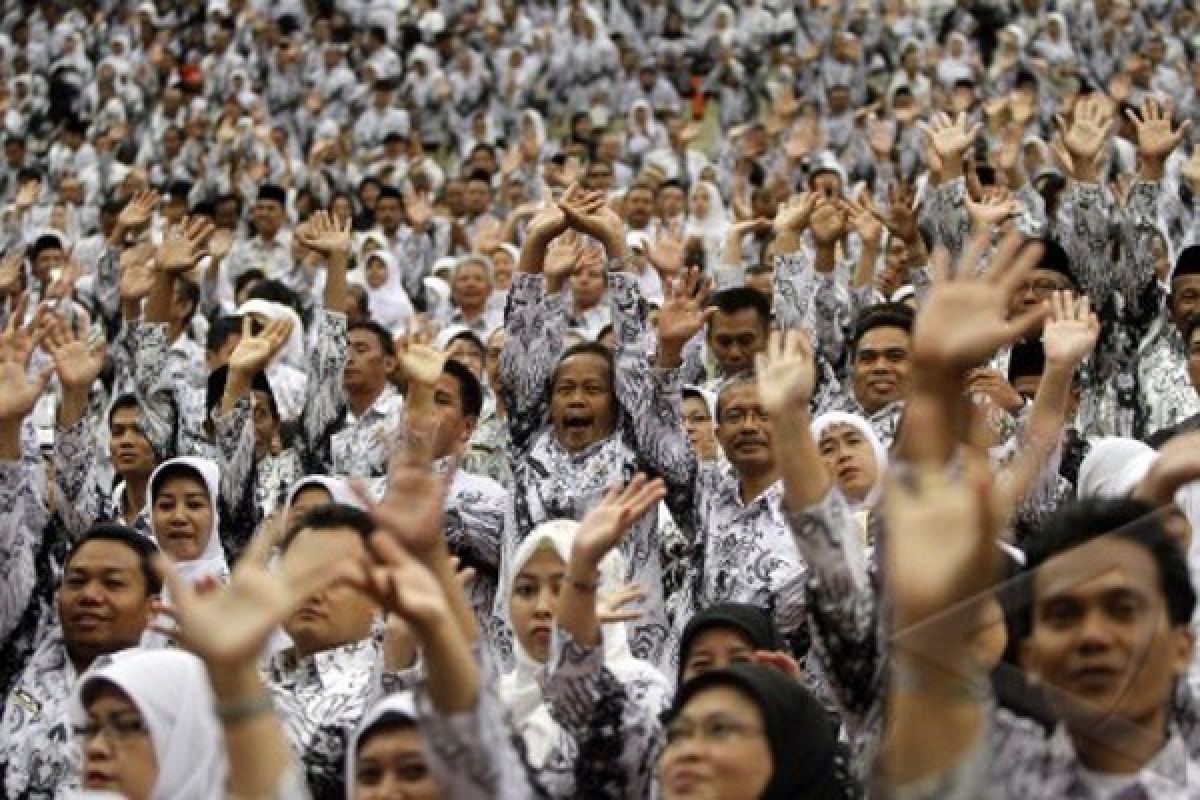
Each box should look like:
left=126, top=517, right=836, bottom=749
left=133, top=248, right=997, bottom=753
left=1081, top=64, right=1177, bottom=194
left=573, top=475, right=667, bottom=568
left=755, top=329, right=816, bottom=413
left=656, top=267, right=714, bottom=351
left=43, top=315, right=105, bottom=391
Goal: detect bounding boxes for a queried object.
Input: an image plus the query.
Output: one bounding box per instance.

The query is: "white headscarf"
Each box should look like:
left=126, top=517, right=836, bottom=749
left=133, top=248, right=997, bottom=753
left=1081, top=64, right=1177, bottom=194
left=72, top=649, right=226, bottom=800
left=937, top=32, right=975, bottom=88
left=283, top=475, right=364, bottom=520
left=498, top=519, right=654, bottom=768
left=1077, top=438, right=1158, bottom=500
left=685, top=180, right=731, bottom=265
left=146, top=457, right=228, bottom=584
left=353, top=250, right=415, bottom=336
left=344, top=692, right=420, bottom=799
left=812, top=411, right=888, bottom=511
left=235, top=299, right=305, bottom=371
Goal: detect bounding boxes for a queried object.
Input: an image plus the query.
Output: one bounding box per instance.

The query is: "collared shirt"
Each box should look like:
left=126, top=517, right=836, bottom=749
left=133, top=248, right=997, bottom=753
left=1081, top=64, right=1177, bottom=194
left=330, top=382, right=405, bottom=482
left=444, top=469, right=508, bottom=635
left=1136, top=321, right=1200, bottom=441
left=53, top=414, right=152, bottom=540
left=218, top=231, right=296, bottom=310
left=267, top=636, right=384, bottom=799
left=463, top=405, right=514, bottom=488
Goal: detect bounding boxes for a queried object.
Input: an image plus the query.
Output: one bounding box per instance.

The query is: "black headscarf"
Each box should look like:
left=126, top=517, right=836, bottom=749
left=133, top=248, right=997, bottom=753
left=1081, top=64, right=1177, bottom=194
left=677, top=603, right=783, bottom=683
left=668, top=664, right=848, bottom=800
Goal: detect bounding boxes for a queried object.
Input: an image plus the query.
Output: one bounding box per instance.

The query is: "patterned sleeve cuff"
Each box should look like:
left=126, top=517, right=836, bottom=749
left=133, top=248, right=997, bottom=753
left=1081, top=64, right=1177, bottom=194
left=211, top=393, right=252, bottom=441
left=318, top=307, right=348, bottom=335
left=511, top=272, right=546, bottom=300
left=0, top=460, right=25, bottom=508
left=549, top=625, right=605, bottom=679
left=649, top=365, right=683, bottom=396
left=134, top=321, right=169, bottom=355
left=54, top=414, right=92, bottom=453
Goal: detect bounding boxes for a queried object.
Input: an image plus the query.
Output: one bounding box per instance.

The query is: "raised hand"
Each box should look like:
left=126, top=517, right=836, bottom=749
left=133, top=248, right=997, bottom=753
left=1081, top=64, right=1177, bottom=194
left=1181, top=149, right=1200, bottom=193
left=913, top=229, right=1048, bottom=372
left=45, top=257, right=82, bottom=302
left=117, top=189, right=160, bottom=232
left=1134, top=432, right=1200, bottom=507
left=229, top=315, right=293, bottom=375
left=156, top=216, right=214, bottom=274
left=405, top=190, right=434, bottom=232
left=570, top=474, right=667, bottom=569
left=596, top=583, right=648, bottom=625
left=353, top=440, right=453, bottom=561
left=867, top=118, right=896, bottom=159
left=774, top=192, right=817, bottom=234
left=647, top=225, right=686, bottom=275
left=0, top=252, right=22, bottom=295
left=400, top=342, right=447, bottom=388
left=119, top=252, right=155, bottom=302
left=656, top=267, right=715, bottom=357
left=846, top=197, right=884, bottom=250
left=207, top=228, right=234, bottom=261
left=527, top=198, right=570, bottom=246
left=921, top=112, right=981, bottom=176
left=42, top=313, right=104, bottom=391
left=1041, top=290, right=1099, bottom=368
left=0, top=295, right=52, bottom=426
left=1124, top=95, right=1190, bottom=176
left=152, top=536, right=367, bottom=669
left=965, top=187, right=1021, bottom=230
left=755, top=329, right=816, bottom=413
left=560, top=185, right=625, bottom=255
left=294, top=209, right=351, bottom=256
left=13, top=181, right=38, bottom=211
left=1056, top=96, right=1112, bottom=180
left=544, top=230, right=582, bottom=286
left=362, top=533, right=455, bottom=634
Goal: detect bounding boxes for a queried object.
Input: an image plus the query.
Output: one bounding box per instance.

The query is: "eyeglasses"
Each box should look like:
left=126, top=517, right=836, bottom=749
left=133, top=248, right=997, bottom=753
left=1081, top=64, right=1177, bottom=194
left=665, top=715, right=765, bottom=747
left=721, top=408, right=769, bottom=426
left=73, top=715, right=150, bottom=744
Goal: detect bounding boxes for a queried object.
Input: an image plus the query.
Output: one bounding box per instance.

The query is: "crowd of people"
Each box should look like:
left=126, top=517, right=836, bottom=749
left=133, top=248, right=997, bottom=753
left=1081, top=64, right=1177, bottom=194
left=5, top=0, right=1200, bottom=798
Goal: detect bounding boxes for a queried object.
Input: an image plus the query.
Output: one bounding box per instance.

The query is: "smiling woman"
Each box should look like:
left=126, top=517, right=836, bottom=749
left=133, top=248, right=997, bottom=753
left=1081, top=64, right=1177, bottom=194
left=147, top=458, right=227, bottom=584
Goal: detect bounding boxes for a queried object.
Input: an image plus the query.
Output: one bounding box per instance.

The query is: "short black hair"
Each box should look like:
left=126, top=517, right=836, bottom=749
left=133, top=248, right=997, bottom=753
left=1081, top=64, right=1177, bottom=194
left=465, top=168, right=491, bottom=186
left=377, top=185, right=402, bottom=203
left=553, top=341, right=616, bottom=395
left=445, top=329, right=485, bottom=363
left=1186, top=314, right=1200, bottom=349
left=107, top=394, right=142, bottom=428
left=1020, top=497, right=1196, bottom=630
left=173, top=276, right=199, bottom=321
left=246, top=280, right=302, bottom=317
left=281, top=503, right=375, bottom=550
left=347, top=319, right=396, bottom=356
left=206, top=315, right=242, bottom=354
left=851, top=303, right=915, bottom=356
left=67, top=523, right=163, bottom=596
left=708, top=287, right=771, bottom=332
left=442, top=358, right=483, bottom=419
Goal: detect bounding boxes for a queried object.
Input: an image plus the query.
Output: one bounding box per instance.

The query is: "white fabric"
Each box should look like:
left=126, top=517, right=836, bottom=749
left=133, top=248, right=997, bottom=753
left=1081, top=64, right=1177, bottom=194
left=72, top=649, right=225, bottom=800
left=283, top=474, right=364, bottom=518
left=344, top=692, right=419, bottom=799
left=146, top=457, right=227, bottom=584
left=1076, top=437, right=1158, bottom=500
left=811, top=411, right=888, bottom=512
left=498, top=519, right=642, bottom=768
left=353, top=250, right=415, bottom=335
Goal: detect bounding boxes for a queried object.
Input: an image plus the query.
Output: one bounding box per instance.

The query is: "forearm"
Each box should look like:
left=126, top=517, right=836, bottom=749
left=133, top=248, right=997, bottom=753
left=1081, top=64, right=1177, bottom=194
left=146, top=271, right=173, bottom=324
left=418, top=614, right=480, bottom=713
left=322, top=250, right=347, bottom=311
left=0, top=420, right=19, bottom=461
left=209, top=664, right=291, bottom=799
left=557, top=555, right=602, bottom=647
left=775, top=408, right=831, bottom=512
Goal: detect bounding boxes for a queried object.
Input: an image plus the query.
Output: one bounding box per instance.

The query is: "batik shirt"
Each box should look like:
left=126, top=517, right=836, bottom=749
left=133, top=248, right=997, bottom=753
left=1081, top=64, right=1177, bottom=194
left=0, top=460, right=79, bottom=800
left=267, top=636, right=386, bottom=800
left=1135, top=318, right=1200, bottom=441
left=500, top=267, right=695, bottom=667
left=891, top=712, right=1200, bottom=800
left=538, top=627, right=671, bottom=799
left=444, top=469, right=509, bottom=637
left=463, top=405, right=514, bottom=489
left=52, top=414, right=152, bottom=540
left=668, top=464, right=809, bottom=671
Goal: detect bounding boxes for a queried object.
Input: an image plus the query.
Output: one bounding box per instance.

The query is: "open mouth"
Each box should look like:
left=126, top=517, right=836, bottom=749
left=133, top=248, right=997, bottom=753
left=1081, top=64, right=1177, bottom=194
left=563, top=414, right=594, bottom=432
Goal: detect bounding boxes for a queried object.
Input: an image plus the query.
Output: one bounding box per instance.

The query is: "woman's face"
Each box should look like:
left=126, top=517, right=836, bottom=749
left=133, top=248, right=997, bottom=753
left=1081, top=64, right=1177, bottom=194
left=366, top=255, right=389, bottom=290
left=491, top=250, right=514, bottom=290
left=80, top=684, right=158, bottom=800
left=690, top=187, right=711, bottom=219
left=152, top=475, right=214, bottom=562
left=286, top=485, right=334, bottom=533
left=509, top=546, right=565, bottom=663
left=486, top=329, right=506, bottom=390
left=818, top=423, right=878, bottom=503
left=681, top=627, right=756, bottom=683
left=354, top=725, right=443, bottom=800
left=682, top=396, right=718, bottom=462
left=659, top=686, right=773, bottom=800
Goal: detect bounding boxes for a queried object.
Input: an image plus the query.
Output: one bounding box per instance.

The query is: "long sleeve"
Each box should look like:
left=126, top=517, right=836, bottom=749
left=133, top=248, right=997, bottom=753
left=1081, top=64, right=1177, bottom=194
left=415, top=681, right=539, bottom=800
left=773, top=247, right=821, bottom=338
left=0, top=459, right=47, bottom=645
left=1118, top=180, right=1163, bottom=313
left=211, top=394, right=258, bottom=562
left=925, top=177, right=971, bottom=262
left=52, top=414, right=105, bottom=539
left=132, top=322, right=181, bottom=461
left=785, top=488, right=881, bottom=731
left=500, top=273, right=569, bottom=456
left=1058, top=182, right=1120, bottom=306
left=544, top=627, right=669, bottom=800
left=298, top=309, right=348, bottom=474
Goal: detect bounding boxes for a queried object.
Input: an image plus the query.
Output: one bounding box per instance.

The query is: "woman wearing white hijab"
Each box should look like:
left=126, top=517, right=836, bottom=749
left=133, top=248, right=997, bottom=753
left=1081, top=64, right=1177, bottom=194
left=1033, top=13, right=1075, bottom=67
left=626, top=100, right=667, bottom=166
left=71, top=649, right=225, bottom=799
left=811, top=411, right=888, bottom=515
left=685, top=181, right=731, bottom=270
left=352, top=249, right=415, bottom=336
left=498, top=479, right=671, bottom=798
left=234, top=299, right=308, bottom=425
left=146, top=457, right=228, bottom=585
left=936, top=32, right=976, bottom=89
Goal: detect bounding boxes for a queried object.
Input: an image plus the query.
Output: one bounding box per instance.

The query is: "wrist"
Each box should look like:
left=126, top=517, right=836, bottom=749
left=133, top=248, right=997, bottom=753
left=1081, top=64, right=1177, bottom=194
left=814, top=245, right=838, bottom=272
left=1139, top=159, right=1166, bottom=182
left=657, top=343, right=684, bottom=368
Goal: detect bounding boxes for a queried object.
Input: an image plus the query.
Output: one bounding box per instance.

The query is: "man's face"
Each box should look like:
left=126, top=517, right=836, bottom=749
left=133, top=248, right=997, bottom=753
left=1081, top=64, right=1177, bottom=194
left=1171, top=275, right=1200, bottom=329
left=1188, top=327, right=1200, bottom=390
left=624, top=189, right=654, bottom=228
left=585, top=163, right=615, bottom=191
left=828, top=86, right=851, bottom=114
left=1011, top=268, right=1075, bottom=316
left=1022, top=537, right=1193, bottom=733
left=550, top=352, right=615, bottom=453
left=447, top=339, right=484, bottom=381
left=464, top=180, right=490, bottom=215
left=570, top=261, right=607, bottom=310
left=452, top=263, right=490, bottom=310
left=109, top=407, right=157, bottom=479
left=430, top=372, right=474, bottom=459
left=252, top=199, right=283, bottom=237
left=283, top=528, right=376, bottom=655
left=708, top=309, right=767, bottom=376
left=658, top=186, right=685, bottom=220
left=852, top=325, right=912, bottom=413
left=33, top=247, right=64, bottom=283
left=252, top=389, right=279, bottom=456
left=345, top=329, right=394, bottom=395
left=716, top=382, right=774, bottom=474
left=376, top=196, right=403, bottom=232
left=58, top=539, right=155, bottom=661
